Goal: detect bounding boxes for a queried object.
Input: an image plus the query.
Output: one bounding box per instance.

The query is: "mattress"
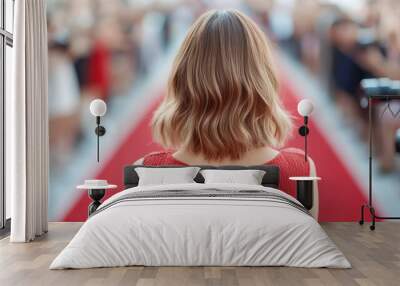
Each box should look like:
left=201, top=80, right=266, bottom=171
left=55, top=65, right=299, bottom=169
left=50, top=183, right=350, bottom=269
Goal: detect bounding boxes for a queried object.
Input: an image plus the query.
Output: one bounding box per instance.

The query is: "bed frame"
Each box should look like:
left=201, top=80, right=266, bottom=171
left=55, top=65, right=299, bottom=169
left=124, top=165, right=280, bottom=189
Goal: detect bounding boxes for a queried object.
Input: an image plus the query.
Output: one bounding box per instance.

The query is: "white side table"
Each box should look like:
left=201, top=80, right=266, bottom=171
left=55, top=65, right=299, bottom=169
left=289, top=176, right=321, bottom=210
left=77, top=182, right=117, bottom=216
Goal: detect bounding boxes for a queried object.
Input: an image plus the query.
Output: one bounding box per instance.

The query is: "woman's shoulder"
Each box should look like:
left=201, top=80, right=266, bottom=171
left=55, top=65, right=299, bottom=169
left=137, top=151, right=171, bottom=166
left=279, top=147, right=307, bottom=159
left=270, top=148, right=310, bottom=173
left=136, top=150, right=184, bottom=166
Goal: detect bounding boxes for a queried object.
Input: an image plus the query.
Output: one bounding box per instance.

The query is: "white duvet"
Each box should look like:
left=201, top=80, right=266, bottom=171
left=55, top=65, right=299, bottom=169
left=50, top=183, right=350, bottom=269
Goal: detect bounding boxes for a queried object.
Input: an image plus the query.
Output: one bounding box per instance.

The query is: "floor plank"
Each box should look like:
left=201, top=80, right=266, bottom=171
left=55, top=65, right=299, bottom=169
left=0, top=222, right=399, bottom=286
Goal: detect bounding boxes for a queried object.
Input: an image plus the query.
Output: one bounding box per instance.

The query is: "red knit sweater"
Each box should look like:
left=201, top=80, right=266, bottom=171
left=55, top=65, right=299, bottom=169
left=142, top=148, right=310, bottom=197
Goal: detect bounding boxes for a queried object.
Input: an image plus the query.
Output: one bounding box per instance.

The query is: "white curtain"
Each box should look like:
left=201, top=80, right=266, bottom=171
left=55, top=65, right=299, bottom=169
left=7, top=0, right=49, bottom=242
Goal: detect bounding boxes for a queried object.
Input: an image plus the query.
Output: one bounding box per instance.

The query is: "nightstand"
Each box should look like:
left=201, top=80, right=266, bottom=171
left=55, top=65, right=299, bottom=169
left=289, top=176, right=321, bottom=210
left=77, top=180, right=117, bottom=217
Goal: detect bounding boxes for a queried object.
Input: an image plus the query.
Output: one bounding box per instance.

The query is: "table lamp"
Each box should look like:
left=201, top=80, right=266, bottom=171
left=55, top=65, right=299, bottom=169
left=89, top=99, right=107, bottom=162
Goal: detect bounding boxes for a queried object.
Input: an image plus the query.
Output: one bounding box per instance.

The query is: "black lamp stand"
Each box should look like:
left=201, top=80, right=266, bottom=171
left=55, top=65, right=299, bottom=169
left=95, top=116, right=106, bottom=162
left=298, top=116, right=309, bottom=162
left=296, top=180, right=314, bottom=210
left=88, top=189, right=106, bottom=216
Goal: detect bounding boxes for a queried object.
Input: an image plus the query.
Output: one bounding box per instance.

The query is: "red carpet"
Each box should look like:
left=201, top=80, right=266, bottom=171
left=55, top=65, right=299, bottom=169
left=63, top=79, right=370, bottom=222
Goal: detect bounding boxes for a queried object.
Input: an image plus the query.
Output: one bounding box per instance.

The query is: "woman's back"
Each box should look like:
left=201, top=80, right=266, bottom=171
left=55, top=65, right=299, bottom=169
left=135, top=10, right=317, bottom=200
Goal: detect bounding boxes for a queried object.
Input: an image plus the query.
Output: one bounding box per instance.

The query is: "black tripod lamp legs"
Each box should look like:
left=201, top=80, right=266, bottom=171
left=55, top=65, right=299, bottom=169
left=359, top=204, right=376, bottom=230
left=359, top=204, right=365, bottom=225
left=370, top=207, right=376, bottom=230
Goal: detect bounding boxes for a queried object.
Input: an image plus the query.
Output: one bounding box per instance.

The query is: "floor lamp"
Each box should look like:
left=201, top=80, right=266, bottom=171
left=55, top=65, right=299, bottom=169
left=359, top=78, right=400, bottom=230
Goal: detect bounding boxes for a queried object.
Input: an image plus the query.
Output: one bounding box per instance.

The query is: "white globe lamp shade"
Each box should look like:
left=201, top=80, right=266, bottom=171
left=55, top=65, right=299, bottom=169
left=297, top=99, right=314, bottom=117
left=90, top=99, right=107, bottom=117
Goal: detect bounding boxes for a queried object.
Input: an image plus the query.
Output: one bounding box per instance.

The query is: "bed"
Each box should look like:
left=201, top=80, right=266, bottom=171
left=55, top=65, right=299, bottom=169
left=50, top=165, right=350, bottom=269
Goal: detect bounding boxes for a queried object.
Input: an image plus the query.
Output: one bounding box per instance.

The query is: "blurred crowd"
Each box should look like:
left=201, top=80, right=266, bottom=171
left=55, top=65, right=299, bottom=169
left=47, top=0, right=203, bottom=169
left=46, top=0, right=264, bottom=170
left=47, top=0, right=400, bottom=173
left=262, top=0, right=400, bottom=172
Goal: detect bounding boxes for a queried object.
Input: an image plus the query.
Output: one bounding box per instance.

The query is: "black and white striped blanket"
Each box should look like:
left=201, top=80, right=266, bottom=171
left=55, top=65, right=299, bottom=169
left=92, top=188, right=309, bottom=217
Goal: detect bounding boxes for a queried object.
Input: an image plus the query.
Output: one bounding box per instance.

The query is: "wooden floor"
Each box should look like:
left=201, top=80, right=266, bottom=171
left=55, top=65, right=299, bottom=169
left=0, top=222, right=399, bottom=286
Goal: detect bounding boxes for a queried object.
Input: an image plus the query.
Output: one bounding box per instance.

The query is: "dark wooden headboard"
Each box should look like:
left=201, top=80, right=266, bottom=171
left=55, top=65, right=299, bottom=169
left=124, top=165, right=280, bottom=189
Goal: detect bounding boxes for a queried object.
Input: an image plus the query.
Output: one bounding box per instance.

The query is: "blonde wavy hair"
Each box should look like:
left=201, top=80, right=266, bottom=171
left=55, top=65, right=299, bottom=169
left=152, top=9, right=292, bottom=161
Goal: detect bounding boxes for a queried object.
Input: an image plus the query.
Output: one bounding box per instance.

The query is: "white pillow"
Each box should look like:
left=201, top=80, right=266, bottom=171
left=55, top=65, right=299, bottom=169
left=200, top=169, right=266, bottom=185
left=135, top=167, right=200, bottom=186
